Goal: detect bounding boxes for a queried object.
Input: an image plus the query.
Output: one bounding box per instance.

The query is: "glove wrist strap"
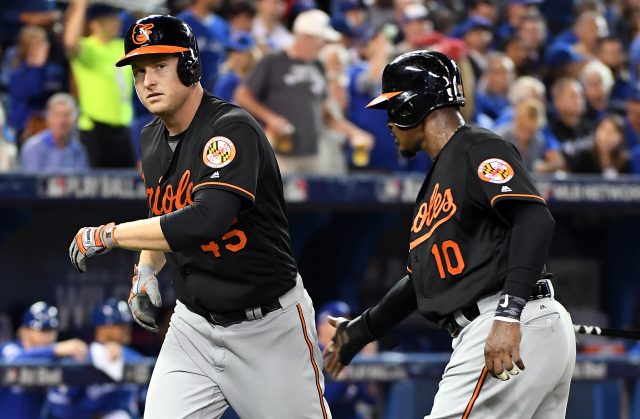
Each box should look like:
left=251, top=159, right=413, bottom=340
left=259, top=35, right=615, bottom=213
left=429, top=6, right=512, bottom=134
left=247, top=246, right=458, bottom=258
left=102, top=223, right=119, bottom=249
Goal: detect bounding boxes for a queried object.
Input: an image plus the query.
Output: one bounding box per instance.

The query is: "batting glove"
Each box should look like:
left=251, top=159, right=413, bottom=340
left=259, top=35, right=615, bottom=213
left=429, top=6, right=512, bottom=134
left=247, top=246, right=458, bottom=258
left=69, top=223, right=118, bottom=273
left=128, top=264, right=162, bottom=333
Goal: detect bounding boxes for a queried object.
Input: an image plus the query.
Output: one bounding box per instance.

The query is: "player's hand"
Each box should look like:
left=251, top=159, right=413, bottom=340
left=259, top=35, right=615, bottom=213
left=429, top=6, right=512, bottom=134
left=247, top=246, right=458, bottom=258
left=484, top=320, right=525, bottom=380
left=322, top=316, right=350, bottom=378
left=69, top=223, right=118, bottom=273
left=128, top=264, right=162, bottom=333
left=54, top=338, right=88, bottom=361
left=323, top=314, right=377, bottom=378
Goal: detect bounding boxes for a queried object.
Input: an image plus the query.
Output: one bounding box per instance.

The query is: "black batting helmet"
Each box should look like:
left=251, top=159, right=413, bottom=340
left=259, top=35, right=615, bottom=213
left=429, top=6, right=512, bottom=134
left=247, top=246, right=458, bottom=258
left=366, top=50, right=465, bottom=128
left=116, top=15, right=201, bottom=86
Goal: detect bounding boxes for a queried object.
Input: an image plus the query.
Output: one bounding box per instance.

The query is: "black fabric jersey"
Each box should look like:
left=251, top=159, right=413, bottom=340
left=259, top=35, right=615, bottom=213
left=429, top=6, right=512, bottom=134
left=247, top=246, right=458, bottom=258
left=407, top=125, right=546, bottom=328
left=140, top=92, right=297, bottom=314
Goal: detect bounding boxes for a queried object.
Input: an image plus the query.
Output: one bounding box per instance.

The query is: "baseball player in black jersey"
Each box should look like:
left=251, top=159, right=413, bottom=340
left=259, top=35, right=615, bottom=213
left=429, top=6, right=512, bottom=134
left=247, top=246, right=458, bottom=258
left=68, top=15, right=331, bottom=419
left=323, top=50, right=576, bottom=418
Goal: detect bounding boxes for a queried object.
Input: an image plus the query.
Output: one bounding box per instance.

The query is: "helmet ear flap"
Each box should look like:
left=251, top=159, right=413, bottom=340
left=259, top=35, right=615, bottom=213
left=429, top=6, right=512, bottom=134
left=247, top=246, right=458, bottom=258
left=177, top=51, right=202, bottom=86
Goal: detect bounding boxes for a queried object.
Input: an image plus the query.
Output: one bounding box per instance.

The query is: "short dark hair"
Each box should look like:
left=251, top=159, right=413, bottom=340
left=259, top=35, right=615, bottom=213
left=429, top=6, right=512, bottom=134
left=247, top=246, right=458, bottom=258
left=228, top=1, right=256, bottom=18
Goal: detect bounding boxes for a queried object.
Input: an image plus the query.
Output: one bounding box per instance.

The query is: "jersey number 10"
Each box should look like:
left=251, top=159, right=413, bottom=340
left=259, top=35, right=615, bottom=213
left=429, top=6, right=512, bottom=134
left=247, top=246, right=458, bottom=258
left=430, top=240, right=465, bottom=279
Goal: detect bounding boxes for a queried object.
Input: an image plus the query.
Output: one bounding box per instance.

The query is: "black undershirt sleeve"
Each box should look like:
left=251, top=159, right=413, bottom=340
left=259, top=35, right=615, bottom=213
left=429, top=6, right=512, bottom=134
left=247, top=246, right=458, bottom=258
left=160, top=188, right=242, bottom=251
left=498, top=200, right=556, bottom=300
left=363, top=275, right=418, bottom=337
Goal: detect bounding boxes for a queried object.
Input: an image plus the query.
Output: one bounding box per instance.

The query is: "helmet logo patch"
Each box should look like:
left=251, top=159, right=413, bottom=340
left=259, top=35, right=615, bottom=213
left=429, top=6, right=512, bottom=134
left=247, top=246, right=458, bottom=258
left=477, top=158, right=514, bottom=184
left=133, top=23, right=154, bottom=45
left=203, top=136, right=236, bottom=169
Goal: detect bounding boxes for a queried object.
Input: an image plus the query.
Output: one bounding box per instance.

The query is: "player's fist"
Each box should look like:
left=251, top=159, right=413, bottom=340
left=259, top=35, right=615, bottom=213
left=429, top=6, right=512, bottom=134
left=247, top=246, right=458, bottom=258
left=128, top=264, right=162, bottom=333
left=69, top=223, right=118, bottom=273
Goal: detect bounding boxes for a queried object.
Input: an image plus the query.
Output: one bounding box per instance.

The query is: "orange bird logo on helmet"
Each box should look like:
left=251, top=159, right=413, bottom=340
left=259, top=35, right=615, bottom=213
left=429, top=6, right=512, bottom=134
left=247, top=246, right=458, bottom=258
left=132, top=23, right=154, bottom=45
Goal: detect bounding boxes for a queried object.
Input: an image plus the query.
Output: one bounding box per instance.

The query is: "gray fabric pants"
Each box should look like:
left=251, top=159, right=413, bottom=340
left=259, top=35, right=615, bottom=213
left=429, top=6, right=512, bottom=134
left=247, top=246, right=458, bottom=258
left=144, top=274, right=331, bottom=419
left=426, top=292, right=576, bottom=419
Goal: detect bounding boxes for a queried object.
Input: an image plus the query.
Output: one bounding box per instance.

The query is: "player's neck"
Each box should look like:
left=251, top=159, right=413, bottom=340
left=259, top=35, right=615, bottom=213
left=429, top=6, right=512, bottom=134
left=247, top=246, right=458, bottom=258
left=162, top=85, right=204, bottom=136
left=423, top=109, right=465, bottom=158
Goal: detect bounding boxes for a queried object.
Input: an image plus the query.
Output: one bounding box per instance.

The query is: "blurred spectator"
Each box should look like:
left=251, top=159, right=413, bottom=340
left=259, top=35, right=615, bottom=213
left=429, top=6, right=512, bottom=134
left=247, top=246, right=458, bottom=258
left=572, top=10, right=609, bottom=57
left=579, top=59, right=614, bottom=121
left=20, top=93, right=88, bottom=173
left=515, top=12, right=546, bottom=74
left=214, top=32, right=257, bottom=102
left=0, top=105, right=19, bottom=172
left=227, top=1, right=256, bottom=35
left=395, top=3, right=433, bottom=54
left=494, top=75, right=546, bottom=128
left=496, top=97, right=565, bottom=173
left=624, top=83, right=640, bottom=149
left=569, top=114, right=630, bottom=176
left=502, top=35, right=529, bottom=76
left=543, top=42, right=589, bottom=83
left=64, top=0, right=135, bottom=168
left=474, top=53, right=514, bottom=128
left=0, top=302, right=88, bottom=419
left=236, top=9, right=372, bottom=174
left=451, top=0, right=497, bottom=34
left=8, top=25, right=67, bottom=142
left=316, top=301, right=377, bottom=419
left=627, top=9, right=640, bottom=81
left=0, top=0, right=61, bottom=49
left=546, top=77, right=592, bottom=145
left=496, top=0, right=541, bottom=44
left=596, top=36, right=631, bottom=110
left=252, top=0, right=294, bottom=51
left=453, top=16, right=493, bottom=80
left=177, top=0, right=230, bottom=91
left=46, top=299, right=142, bottom=419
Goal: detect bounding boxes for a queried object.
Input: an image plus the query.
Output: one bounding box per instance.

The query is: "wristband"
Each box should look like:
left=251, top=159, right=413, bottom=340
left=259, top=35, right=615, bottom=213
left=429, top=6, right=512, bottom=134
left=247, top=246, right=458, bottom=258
left=494, top=293, right=526, bottom=322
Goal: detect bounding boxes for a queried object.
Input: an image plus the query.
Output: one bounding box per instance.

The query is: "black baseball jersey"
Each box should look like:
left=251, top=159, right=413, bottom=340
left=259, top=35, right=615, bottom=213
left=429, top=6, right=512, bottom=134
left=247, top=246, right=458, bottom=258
left=140, top=92, right=297, bottom=314
left=407, top=125, right=546, bottom=328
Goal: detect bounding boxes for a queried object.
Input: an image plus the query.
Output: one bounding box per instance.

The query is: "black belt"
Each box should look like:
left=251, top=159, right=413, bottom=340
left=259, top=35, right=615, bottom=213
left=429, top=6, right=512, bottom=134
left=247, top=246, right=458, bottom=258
left=444, top=279, right=554, bottom=338
left=203, top=299, right=282, bottom=327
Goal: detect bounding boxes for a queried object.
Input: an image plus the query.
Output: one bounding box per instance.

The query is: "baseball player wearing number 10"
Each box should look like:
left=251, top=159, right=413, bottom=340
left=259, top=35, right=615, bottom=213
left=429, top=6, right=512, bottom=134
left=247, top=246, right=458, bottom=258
left=68, top=15, right=331, bottom=419
left=323, top=50, right=577, bottom=418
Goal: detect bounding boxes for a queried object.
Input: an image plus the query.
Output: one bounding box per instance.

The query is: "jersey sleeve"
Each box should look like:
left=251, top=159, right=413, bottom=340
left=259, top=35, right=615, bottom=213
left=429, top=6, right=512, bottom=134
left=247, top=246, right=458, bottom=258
left=467, top=139, right=546, bottom=208
left=192, top=121, right=260, bottom=204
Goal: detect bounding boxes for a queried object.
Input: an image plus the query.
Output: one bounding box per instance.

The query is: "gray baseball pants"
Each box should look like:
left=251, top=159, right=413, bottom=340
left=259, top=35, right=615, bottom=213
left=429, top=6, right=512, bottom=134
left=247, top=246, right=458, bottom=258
left=144, top=274, right=331, bottom=419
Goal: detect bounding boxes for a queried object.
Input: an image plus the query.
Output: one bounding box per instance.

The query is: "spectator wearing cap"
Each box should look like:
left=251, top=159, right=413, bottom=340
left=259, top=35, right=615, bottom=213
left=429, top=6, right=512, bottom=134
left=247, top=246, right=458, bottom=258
left=543, top=42, right=589, bottom=84
left=596, top=36, right=631, bottom=111
left=64, top=0, right=136, bottom=168
left=0, top=302, right=88, bottom=419
left=45, top=298, right=143, bottom=419
left=236, top=9, right=372, bottom=174
left=579, top=59, right=614, bottom=122
left=496, top=0, right=542, bottom=45
left=20, top=93, right=88, bottom=173
left=474, top=53, right=514, bottom=128
left=214, top=32, right=256, bottom=103
left=330, top=0, right=368, bottom=46
left=452, top=15, right=493, bottom=81
left=316, top=301, right=378, bottom=419
left=227, top=1, right=256, bottom=36
left=395, top=3, right=432, bottom=55
left=177, top=0, right=229, bottom=91
left=252, top=0, right=294, bottom=51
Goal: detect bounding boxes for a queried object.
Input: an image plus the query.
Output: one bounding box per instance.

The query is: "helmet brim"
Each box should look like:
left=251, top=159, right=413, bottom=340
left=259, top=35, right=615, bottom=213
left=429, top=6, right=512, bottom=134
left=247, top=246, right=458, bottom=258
left=365, top=91, right=403, bottom=109
left=116, top=45, right=190, bottom=67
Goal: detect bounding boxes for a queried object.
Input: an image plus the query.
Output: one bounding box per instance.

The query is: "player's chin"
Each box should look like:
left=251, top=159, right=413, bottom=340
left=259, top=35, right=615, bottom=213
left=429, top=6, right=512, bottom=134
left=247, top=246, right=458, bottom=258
left=399, top=148, right=419, bottom=159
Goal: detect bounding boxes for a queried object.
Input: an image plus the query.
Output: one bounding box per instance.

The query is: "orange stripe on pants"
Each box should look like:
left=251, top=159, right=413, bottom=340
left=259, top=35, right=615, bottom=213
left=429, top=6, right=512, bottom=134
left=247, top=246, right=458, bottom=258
left=296, top=304, right=328, bottom=419
left=463, top=367, right=488, bottom=418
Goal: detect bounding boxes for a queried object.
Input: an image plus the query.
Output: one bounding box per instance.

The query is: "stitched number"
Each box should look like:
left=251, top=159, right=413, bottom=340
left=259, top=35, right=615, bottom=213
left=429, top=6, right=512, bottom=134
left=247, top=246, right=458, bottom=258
left=200, top=218, right=248, bottom=258
left=430, top=240, right=465, bottom=279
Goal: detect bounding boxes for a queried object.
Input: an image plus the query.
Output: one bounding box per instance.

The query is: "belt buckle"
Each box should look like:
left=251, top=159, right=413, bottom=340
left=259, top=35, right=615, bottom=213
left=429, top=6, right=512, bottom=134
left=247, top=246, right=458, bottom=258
left=245, top=306, right=264, bottom=321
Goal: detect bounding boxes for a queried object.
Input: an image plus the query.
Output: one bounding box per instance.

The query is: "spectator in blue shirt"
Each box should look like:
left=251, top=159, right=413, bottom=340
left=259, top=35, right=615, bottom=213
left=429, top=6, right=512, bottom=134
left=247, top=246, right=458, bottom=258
left=45, top=299, right=143, bottom=419
left=177, top=0, right=229, bottom=91
left=0, top=0, right=59, bottom=49
left=214, top=32, right=256, bottom=103
left=474, top=53, right=514, bottom=128
left=8, top=25, right=67, bottom=142
left=20, top=93, right=88, bottom=172
left=596, top=36, right=631, bottom=112
left=0, top=302, right=88, bottom=419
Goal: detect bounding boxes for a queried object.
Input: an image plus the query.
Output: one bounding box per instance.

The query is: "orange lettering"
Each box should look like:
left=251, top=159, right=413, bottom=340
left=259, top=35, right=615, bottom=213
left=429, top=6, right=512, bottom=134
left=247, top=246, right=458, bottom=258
left=409, top=184, right=458, bottom=251
left=144, top=170, right=195, bottom=216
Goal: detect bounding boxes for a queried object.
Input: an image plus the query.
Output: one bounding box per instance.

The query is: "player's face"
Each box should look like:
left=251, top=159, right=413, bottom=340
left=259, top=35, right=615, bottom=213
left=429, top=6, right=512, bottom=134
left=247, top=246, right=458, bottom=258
left=131, top=54, right=191, bottom=117
left=22, top=328, right=57, bottom=347
left=387, top=120, right=424, bottom=158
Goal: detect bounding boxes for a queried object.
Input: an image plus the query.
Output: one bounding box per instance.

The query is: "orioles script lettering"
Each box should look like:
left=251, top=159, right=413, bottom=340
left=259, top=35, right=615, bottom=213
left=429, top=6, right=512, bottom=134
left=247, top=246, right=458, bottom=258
left=145, top=170, right=194, bottom=215
left=409, top=183, right=457, bottom=250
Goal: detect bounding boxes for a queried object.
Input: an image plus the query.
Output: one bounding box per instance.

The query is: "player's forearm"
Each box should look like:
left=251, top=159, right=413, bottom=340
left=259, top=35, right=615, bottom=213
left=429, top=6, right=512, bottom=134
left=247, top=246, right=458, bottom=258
left=365, top=275, right=417, bottom=337
left=138, top=250, right=166, bottom=273
left=113, top=218, right=172, bottom=252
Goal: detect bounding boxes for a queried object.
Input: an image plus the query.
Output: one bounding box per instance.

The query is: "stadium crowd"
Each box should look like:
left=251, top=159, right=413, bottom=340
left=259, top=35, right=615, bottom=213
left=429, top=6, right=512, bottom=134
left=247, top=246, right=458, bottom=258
left=2, top=0, right=640, bottom=177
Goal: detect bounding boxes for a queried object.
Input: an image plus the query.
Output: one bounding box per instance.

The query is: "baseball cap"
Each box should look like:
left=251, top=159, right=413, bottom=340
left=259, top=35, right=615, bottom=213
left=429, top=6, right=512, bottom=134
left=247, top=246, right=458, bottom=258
left=544, top=42, right=588, bottom=67
left=22, top=301, right=59, bottom=331
left=225, top=31, right=255, bottom=52
left=293, top=10, right=342, bottom=42
left=92, top=298, right=132, bottom=327
left=86, top=4, right=120, bottom=21
left=339, top=0, right=366, bottom=12
left=402, top=3, right=430, bottom=23
left=316, top=301, right=352, bottom=325
left=451, top=16, right=492, bottom=38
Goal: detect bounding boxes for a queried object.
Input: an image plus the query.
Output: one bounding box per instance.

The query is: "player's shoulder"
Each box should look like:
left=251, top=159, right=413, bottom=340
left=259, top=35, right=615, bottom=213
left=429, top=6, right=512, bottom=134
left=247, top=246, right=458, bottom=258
left=196, top=92, right=264, bottom=136
left=458, top=125, right=517, bottom=154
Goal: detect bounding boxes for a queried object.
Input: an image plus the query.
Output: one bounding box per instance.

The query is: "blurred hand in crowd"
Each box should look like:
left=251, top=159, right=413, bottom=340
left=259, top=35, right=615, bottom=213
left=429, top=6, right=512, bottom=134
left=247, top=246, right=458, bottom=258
left=54, top=338, right=89, bottom=361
